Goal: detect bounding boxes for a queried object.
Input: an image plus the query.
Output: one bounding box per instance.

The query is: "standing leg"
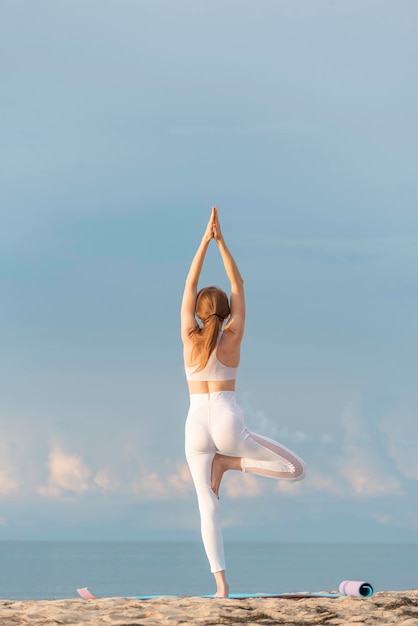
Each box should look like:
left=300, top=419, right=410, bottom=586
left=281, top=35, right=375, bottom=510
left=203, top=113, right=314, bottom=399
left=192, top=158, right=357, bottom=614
left=186, top=452, right=229, bottom=596
left=185, top=395, right=231, bottom=596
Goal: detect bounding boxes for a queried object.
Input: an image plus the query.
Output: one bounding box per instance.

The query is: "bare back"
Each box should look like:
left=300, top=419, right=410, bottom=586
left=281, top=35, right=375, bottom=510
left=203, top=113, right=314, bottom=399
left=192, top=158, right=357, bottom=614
left=183, top=326, right=241, bottom=394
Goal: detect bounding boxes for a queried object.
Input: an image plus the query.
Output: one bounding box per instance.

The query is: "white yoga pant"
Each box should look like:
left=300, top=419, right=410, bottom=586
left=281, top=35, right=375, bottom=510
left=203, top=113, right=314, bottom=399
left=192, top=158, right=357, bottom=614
left=185, top=391, right=306, bottom=573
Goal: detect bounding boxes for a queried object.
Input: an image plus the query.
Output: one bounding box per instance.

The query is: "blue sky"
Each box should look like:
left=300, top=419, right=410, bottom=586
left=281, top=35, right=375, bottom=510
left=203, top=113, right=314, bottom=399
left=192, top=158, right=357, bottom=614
left=1, top=0, right=418, bottom=542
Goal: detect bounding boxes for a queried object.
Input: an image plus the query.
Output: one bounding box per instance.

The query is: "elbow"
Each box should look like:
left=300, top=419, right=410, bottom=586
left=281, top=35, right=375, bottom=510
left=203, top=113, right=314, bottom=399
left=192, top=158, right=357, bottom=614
left=185, top=276, right=198, bottom=288
left=234, top=275, right=244, bottom=289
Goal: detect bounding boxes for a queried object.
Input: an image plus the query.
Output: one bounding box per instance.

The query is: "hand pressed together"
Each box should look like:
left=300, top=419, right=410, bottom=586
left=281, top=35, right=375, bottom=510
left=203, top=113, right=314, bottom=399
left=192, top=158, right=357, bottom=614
left=203, top=206, right=224, bottom=244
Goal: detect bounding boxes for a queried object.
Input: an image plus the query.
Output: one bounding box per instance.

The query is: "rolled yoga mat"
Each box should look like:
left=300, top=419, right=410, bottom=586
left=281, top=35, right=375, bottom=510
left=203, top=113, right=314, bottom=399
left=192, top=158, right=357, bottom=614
left=339, top=580, right=374, bottom=597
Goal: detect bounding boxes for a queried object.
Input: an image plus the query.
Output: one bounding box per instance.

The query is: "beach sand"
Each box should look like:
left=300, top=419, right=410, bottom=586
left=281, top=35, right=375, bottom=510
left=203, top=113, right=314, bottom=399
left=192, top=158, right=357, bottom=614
left=1, top=591, right=418, bottom=625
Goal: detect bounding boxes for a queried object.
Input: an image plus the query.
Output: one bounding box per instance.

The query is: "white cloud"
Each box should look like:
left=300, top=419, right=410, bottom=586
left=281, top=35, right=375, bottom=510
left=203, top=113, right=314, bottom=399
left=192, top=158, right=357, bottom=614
left=379, top=408, right=418, bottom=481
left=0, top=468, right=18, bottom=495
left=39, top=447, right=92, bottom=497
left=93, top=468, right=121, bottom=492
left=305, top=470, right=345, bottom=498
left=131, top=472, right=168, bottom=500
left=339, top=449, right=402, bottom=497
left=276, top=479, right=303, bottom=495
left=131, top=462, right=193, bottom=501
left=338, top=396, right=404, bottom=497
left=168, top=462, right=193, bottom=495
left=0, top=430, right=19, bottom=495
left=223, top=472, right=262, bottom=499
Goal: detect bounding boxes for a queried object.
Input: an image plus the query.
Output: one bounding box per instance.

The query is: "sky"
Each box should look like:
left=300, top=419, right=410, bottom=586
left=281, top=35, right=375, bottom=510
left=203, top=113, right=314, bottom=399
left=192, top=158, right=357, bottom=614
left=1, top=0, right=418, bottom=544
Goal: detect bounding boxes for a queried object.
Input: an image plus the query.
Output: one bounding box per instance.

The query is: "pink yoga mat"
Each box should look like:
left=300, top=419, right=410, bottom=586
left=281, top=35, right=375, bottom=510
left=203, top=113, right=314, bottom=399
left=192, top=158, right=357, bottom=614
left=339, top=580, right=374, bottom=597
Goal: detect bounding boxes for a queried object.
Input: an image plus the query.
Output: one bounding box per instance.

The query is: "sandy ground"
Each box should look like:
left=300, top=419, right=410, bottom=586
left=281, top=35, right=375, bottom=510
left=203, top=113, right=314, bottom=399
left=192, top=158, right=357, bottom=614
left=1, top=591, right=418, bottom=626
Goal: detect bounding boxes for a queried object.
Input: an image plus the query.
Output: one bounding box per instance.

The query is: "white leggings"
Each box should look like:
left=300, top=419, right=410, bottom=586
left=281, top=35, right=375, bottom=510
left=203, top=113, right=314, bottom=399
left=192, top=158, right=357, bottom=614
left=185, top=391, right=306, bottom=573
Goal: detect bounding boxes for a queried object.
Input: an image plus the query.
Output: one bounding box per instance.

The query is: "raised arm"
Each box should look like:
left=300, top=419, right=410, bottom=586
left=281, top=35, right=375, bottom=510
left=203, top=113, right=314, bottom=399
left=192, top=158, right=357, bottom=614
left=213, top=208, right=245, bottom=339
left=180, top=209, right=215, bottom=342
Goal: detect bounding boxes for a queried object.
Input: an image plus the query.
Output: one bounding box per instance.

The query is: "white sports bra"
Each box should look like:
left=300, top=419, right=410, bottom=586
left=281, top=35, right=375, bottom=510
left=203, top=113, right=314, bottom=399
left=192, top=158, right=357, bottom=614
left=185, top=332, right=238, bottom=382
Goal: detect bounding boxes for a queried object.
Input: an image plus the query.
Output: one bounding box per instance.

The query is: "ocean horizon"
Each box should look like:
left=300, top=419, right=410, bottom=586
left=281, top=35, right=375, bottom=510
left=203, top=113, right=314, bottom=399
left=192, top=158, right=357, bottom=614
left=0, top=541, right=416, bottom=601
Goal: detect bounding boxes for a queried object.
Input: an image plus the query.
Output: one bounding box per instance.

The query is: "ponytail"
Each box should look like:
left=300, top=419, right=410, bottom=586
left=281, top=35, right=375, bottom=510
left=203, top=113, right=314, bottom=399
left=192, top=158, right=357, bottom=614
left=193, top=286, right=230, bottom=371
left=194, top=315, right=223, bottom=371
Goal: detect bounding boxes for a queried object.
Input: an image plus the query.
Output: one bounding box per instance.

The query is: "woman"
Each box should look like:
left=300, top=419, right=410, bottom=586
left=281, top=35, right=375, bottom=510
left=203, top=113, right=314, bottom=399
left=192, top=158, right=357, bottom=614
left=181, top=207, right=306, bottom=597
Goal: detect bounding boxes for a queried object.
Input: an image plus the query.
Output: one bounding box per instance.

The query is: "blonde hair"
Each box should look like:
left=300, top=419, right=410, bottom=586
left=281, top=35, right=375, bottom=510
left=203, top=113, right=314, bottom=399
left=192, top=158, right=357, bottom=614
left=193, top=286, right=230, bottom=371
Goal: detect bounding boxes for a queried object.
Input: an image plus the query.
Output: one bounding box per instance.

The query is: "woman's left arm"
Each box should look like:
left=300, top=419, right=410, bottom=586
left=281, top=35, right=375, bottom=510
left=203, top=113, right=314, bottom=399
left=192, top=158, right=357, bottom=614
left=180, top=209, right=215, bottom=342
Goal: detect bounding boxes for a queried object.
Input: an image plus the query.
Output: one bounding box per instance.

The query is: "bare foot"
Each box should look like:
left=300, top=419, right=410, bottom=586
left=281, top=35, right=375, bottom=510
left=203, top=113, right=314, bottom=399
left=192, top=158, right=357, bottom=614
left=211, top=454, right=228, bottom=499
left=211, top=454, right=241, bottom=499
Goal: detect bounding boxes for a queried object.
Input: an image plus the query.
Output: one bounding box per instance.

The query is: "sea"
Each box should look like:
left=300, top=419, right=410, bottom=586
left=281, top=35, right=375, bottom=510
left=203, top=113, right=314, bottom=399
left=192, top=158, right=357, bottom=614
left=0, top=541, right=416, bottom=600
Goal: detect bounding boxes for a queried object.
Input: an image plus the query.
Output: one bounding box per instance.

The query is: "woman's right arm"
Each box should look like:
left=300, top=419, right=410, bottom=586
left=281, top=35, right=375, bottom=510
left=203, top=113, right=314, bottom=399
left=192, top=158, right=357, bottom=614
left=180, top=209, right=215, bottom=343
left=213, top=208, right=245, bottom=339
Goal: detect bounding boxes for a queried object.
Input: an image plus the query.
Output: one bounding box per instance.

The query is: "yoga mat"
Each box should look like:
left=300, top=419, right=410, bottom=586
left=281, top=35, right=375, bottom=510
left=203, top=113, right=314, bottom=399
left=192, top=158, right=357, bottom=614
left=338, top=580, right=374, bottom=597
left=77, top=580, right=374, bottom=601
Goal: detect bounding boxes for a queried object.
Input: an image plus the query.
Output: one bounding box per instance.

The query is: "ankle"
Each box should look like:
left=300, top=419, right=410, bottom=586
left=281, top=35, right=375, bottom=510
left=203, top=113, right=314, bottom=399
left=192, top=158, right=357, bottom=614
left=214, top=571, right=229, bottom=597
left=215, top=582, right=229, bottom=598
